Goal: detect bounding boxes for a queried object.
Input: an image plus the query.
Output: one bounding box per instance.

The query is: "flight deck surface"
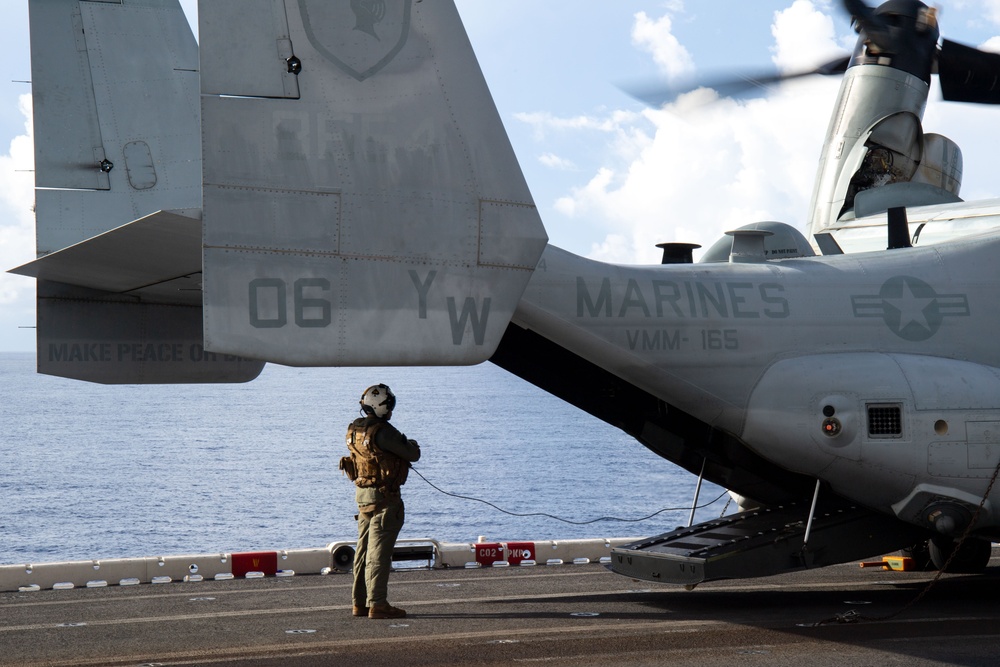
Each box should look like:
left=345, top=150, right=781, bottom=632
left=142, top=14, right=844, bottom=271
left=2, top=556, right=1000, bottom=666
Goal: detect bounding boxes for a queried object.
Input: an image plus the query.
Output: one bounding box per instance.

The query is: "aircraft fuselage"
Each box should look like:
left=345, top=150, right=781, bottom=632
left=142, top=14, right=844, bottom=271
left=514, top=237, right=1000, bottom=537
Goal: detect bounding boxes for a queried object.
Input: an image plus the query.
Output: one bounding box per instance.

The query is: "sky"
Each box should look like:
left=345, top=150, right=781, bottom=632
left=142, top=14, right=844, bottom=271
left=2, top=1, right=1000, bottom=352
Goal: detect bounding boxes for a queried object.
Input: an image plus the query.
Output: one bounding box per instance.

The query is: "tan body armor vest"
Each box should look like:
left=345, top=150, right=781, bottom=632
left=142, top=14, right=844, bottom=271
left=346, top=419, right=409, bottom=493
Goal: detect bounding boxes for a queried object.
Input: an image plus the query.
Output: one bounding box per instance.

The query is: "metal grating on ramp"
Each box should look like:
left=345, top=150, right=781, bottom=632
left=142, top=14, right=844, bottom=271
left=610, top=502, right=926, bottom=586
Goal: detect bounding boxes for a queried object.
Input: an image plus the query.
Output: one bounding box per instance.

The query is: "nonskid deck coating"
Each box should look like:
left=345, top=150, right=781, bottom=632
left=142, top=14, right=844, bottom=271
left=2, top=556, right=1000, bottom=666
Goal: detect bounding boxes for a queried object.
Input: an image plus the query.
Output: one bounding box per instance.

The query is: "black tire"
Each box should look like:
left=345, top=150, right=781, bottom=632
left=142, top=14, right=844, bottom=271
left=928, top=536, right=992, bottom=573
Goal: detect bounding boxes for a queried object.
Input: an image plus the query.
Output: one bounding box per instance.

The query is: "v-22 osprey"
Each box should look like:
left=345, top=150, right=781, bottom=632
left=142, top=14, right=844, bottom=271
left=12, top=0, right=1000, bottom=585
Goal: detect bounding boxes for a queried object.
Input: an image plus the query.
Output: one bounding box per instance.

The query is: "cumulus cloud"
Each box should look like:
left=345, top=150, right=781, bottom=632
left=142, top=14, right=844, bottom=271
left=514, top=110, right=643, bottom=140
left=770, top=0, right=844, bottom=73
left=0, top=94, right=36, bottom=305
left=534, top=0, right=1000, bottom=267
left=984, top=0, right=1000, bottom=26
left=539, top=153, right=577, bottom=171
left=0, top=94, right=36, bottom=350
left=631, top=11, right=695, bottom=81
left=580, top=80, right=838, bottom=264
left=543, top=2, right=842, bottom=265
left=980, top=35, right=1000, bottom=53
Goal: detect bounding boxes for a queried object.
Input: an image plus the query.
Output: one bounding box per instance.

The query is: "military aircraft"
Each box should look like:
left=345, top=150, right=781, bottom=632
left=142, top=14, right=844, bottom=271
left=11, top=0, right=1000, bottom=585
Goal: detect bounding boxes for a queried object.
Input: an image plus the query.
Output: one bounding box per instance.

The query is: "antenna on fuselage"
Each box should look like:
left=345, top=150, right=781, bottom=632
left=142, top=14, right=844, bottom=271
left=886, top=206, right=912, bottom=249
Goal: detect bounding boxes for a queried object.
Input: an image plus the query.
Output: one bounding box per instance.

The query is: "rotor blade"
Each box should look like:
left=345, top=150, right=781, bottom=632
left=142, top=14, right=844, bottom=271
left=623, top=56, right=849, bottom=108
left=938, top=39, right=1000, bottom=104
left=841, top=0, right=893, bottom=52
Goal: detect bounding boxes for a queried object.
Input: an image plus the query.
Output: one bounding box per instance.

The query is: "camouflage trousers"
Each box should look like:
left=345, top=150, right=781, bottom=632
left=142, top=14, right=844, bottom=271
left=352, top=494, right=405, bottom=608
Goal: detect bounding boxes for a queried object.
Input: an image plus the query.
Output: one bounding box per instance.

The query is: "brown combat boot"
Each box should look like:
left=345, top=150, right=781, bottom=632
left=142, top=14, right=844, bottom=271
left=368, top=603, right=406, bottom=619
left=352, top=605, right=368, bottom=617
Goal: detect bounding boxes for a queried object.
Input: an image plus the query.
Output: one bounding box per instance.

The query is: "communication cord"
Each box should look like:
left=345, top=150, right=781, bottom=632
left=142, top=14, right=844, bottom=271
left=409, top=465, right=728, bottom=526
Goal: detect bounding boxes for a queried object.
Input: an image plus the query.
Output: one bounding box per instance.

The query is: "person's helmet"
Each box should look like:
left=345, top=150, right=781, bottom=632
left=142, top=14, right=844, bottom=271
left=360, top=384, right=396, bottom=419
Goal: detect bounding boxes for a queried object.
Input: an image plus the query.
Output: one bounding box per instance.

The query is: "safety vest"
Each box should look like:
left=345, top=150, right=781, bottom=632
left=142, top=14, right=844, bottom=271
left=345, top=418, right=409, bottom=493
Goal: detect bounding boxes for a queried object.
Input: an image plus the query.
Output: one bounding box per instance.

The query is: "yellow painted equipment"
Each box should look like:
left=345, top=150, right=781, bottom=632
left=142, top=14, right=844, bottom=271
left=859, top=556, right=916, bottom=571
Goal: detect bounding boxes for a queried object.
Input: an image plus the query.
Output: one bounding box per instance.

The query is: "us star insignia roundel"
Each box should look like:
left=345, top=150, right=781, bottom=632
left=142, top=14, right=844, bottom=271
left=298, top=0, right=413, bottom=81
left=851, top=275, right=970, bottom=342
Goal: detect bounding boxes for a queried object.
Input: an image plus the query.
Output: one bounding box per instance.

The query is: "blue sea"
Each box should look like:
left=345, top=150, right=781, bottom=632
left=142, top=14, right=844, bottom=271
left=0, top=352, right=726, bottom=565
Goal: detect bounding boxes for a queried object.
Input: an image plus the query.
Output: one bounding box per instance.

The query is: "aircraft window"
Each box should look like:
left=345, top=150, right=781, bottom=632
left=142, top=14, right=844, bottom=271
left=867, top=404, right=902, bottom=437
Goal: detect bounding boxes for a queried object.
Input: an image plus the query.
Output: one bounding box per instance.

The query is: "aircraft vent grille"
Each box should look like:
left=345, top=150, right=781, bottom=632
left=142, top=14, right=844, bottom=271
left=867, top=404, right=903, bottom=437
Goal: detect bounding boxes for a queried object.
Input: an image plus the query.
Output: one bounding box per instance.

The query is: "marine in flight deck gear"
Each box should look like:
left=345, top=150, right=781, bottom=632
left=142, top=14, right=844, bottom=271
left=344, top=384, right=420, bottom=620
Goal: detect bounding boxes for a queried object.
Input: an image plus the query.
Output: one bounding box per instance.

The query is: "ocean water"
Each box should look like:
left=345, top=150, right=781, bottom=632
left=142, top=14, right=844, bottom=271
left=0, top=352, right=726, bottom=565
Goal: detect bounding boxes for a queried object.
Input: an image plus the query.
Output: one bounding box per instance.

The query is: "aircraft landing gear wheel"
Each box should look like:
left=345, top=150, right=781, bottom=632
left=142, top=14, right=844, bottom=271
left=900, top=541, right=935, bottom=571
left=929, top=536, right=992, bottom=573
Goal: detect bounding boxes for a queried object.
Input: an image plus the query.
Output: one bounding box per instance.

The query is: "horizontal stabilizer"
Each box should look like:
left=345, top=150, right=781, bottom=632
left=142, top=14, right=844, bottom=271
left=10, top=210, right=202, bottom=305
left=37, top=280, right=263, bottom=385
left=200, top=0, right=548, bottom=366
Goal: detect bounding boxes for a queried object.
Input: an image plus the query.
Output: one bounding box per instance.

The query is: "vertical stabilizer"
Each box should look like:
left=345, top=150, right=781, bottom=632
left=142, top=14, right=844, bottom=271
left=24, top=1, right=263, bottom=384
left=29, top=0, right=200, bottom=255
left=200, top=0, right=548, bottom=366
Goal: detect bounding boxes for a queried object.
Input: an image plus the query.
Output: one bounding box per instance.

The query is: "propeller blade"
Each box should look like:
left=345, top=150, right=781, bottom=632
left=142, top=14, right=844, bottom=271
left=623, top=56, right=849, bottom=108
left=841, top=0, right=893, bottom=52
left=938, top=39, right=1000, bottom=104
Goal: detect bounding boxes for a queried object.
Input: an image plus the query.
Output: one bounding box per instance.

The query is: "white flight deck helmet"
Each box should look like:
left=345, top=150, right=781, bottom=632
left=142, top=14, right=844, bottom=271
left=360, top=384, right=396, bottom=419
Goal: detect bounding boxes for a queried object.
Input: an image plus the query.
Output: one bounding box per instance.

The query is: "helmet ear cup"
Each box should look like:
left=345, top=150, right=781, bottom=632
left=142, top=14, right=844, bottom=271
left=360, top=384, right=396, bottom=419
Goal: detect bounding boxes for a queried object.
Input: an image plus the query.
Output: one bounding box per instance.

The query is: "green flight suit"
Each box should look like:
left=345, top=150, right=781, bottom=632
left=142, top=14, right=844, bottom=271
left=348, top=416, right=421, bottom=609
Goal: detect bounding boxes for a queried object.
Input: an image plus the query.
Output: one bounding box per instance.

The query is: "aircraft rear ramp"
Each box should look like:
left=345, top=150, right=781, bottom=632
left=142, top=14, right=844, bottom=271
left=611, top=503, right=927, bottom=586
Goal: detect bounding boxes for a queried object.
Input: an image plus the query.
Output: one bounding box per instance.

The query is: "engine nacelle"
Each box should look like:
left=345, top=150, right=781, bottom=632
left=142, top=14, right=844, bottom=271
left=912, top=133, right=963, bottom=197
left=742, top=353, right=1000, bottom=535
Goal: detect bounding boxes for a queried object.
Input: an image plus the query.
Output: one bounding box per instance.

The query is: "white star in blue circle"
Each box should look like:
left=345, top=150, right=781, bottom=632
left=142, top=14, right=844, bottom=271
left=851, top=276, right=971, bottom=342
left=879, top=276, right=940, bottom=340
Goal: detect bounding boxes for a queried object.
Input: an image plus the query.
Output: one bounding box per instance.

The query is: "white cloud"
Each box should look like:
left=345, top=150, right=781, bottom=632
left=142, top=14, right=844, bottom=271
left=537, top=1, right=1000, bottom=269
left=588, top=233, right=631, bottom=263
left=549, top=4, right=847, bottom=265
left=0, top=94, right=36, bottom=350
left=0, top=94, right=35, bottom=305
left=539, top=153, right=577, bottom=171
left=514, top=110, right=643, bottom=140
left=581, top=80, right=837, bottom=264
left=631, top=11, right=695, bottom=81
left=770, top=0, right=844, bottom=73
left=980, top=35, right=1000, bottom=53
left=984, top=0, right=1000, bottom=26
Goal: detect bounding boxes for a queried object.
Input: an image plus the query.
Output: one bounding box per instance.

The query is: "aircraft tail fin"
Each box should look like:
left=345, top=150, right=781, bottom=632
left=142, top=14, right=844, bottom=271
left=29, top=0, right=201, bottom=253
left=22, top=0, right=262, bottom=383
left=199, top=0, right=548, bottom=366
